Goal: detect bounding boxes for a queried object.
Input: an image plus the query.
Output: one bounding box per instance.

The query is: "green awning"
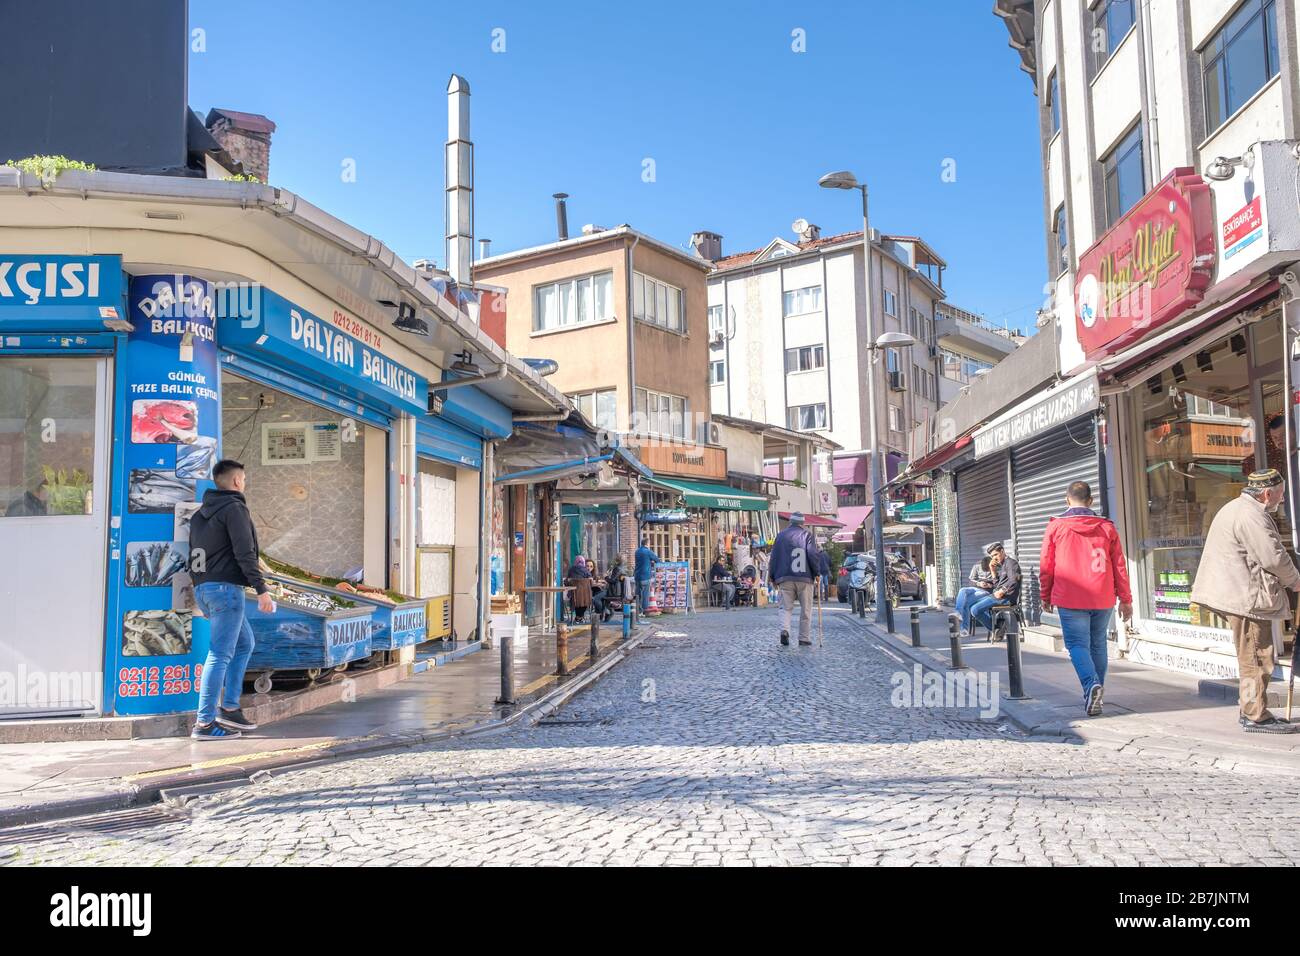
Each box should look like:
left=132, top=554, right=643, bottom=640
left=899, top=499, right=932, bottom=520
left=647, top=476, right=770, bottom=512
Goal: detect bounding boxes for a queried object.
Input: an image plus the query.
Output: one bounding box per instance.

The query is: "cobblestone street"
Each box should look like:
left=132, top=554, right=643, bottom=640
left=6, top=608, right=1300, bottom=866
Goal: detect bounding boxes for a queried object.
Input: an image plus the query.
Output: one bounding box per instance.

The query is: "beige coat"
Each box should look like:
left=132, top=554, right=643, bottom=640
left=1191, top=493, right=1300, bottom=620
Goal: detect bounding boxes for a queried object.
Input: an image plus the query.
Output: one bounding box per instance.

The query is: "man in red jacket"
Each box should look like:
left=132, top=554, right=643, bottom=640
left=1040, top=480, right=1133, bottom=717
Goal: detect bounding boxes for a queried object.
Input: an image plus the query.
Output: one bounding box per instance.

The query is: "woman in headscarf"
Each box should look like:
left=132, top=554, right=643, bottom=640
left=566, top=554, right=594, bottom=622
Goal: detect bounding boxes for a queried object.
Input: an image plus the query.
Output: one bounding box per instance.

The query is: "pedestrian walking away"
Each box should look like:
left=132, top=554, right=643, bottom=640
left=634, top=535, right=660, bottom=614
left=1191, top=468, right=1300, bottom=734
left=769, top=512, right=828, bottom=646
left=1040, top=480, right=1133, bottom=717
left=187, top=458, right=275, bottom=740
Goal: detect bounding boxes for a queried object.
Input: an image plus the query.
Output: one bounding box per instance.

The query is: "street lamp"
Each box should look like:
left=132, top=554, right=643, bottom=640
left=820, top=169, right=919, bottom=624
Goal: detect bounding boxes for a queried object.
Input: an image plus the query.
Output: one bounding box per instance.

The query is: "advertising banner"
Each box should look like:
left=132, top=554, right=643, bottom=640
left=109, top=275, right=222, bottom=715
left=0, top=254, right=124, bottom=327
left=973, top=371, right=1099, bottom=459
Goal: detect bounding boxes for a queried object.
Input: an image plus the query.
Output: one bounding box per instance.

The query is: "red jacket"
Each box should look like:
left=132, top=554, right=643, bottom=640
left=1039, top=509, right=1132, bottom=610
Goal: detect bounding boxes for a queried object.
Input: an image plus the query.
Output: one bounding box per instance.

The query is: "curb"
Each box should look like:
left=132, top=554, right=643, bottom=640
left=0, top=627, right=655, bottom=831
left=847, top=615, right=1300, bottom=778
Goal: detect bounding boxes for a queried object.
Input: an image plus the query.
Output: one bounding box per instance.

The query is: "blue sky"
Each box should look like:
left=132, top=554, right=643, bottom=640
left=190, top=0, right=1047, bottom=333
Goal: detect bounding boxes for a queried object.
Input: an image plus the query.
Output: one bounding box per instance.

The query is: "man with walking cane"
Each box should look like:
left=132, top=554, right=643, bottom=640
left=770, top=512, right=828, bottom=647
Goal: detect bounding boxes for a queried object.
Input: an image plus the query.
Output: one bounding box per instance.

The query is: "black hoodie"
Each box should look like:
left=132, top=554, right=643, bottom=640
left=188, top=488, right=267, bottom=594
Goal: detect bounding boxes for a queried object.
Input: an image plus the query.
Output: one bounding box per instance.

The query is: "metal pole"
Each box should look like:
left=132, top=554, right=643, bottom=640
left=860, top=185, right=889, bottom=625
left=946, top=612, right=967, bottom=669
left=555, top=622, right=569, bottom=677
left=909, top=606, right=921, bottom=648
left=590, top=616, right=600, bottom=662
left=495, top=627, right=515, bottom=705
left=1005, top=614, right=1028, bottom=699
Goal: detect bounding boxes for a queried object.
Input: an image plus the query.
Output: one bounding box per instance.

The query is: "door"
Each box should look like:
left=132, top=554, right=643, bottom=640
left=955, top=453, right=1011, bottom=585
left=0, top=355, right=110, bottom=716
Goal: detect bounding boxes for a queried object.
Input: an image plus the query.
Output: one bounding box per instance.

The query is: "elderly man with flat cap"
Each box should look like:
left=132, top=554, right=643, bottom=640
left=1192, top=468, right=1300, bottom=734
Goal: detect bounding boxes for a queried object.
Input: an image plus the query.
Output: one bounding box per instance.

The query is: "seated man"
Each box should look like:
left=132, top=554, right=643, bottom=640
left=956, top=556, right=996, bottom=637
left=969, top=541, right=1021, bottom=634
left=708, top=556, right=736, bottom=609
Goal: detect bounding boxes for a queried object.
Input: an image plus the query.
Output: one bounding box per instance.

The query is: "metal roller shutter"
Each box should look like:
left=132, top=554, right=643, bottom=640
left=956, top=453, right=1011, bottom=583
left=1012, top=416, right=1099, bottom=622
left=933, top=471, right=960, bottom=604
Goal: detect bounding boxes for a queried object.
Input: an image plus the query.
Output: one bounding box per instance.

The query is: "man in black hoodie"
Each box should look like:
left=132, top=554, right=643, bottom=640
left=188, top=459, right=274, bottom=740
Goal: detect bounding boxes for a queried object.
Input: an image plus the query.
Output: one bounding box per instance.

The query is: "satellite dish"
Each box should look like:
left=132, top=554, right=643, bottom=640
left=792, top=218, right=810, bottom=237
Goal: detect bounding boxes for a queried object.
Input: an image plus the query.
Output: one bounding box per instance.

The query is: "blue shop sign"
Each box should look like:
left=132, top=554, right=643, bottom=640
left=221, top=288, right=428, bottom=417
left=0, top=255, right=124, bottom=326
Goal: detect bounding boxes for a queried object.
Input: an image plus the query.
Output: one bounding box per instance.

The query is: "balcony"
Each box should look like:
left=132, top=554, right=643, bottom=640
left=935, top=312, right=1022, bottom=364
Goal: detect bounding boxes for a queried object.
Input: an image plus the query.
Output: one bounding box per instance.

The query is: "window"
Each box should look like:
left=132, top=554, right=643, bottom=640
left=532, top=271, right=614, bottom=332
left=634, top=386, right=688, bottom=439
left=569, top=389, right=618, bottom=432
left=1, top=356, right=98, bottom=518
left=885, top=348, right=901, bottom=374
left=883, top=290, right=898, bottom=316
left=838, top=484, right=867, bottom=508
left=782, top=285, right=823, bottom=316
left=709, top=361, right=726, bottom=384
left=1048, top=70, right=1060, bottom=134
left=786, top=403, right=827, bottom=431
left=888, top=405, right=903, bottom=433
left=1091, top=0, right=1136, bottom=74
left=1103, top=124, right=1145, bottom=227
left=784, top=345, right=826, bottom=373
left=634, top=272, right=685, bottom=333
left=708, top=304, right=725, bottom=335
left=1202, top=0, right=1279, bottom=132
left=1054, top=204, right=1069, bottom=274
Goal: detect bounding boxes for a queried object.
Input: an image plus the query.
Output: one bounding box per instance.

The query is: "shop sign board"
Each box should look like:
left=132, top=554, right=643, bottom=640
left=110, top=274, right=223, bottom=716
left=1125, top=635, right=1237, bottom=680
left=222, top=288, right=428, bottom=417
left=973, top=371, right=1099, bottom=459
left=1073, top=168, right=1216, bottom=361
left=0, top=254, right=124, bottom=326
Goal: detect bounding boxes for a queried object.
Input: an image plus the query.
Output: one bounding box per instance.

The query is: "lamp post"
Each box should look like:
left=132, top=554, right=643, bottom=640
left=819, top=170, right=918, bottom=624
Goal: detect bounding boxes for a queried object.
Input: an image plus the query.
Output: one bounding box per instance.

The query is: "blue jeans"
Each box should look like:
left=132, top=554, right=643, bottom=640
left=955, top=587, right=989, bottom=631
left=636, top=578, right=652, bottom=612
left=194, top=582, right=255, bottom=725
left=1058, top=607, right=1113, bottom=698
left=969, top=593, right=1004, bottom=631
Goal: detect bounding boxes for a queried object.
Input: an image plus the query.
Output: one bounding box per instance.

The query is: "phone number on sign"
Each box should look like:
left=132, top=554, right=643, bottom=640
left=117, top=663, right=202, bottom=698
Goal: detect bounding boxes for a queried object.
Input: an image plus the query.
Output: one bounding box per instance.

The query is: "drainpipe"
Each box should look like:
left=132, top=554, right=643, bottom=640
left=626, top=234, right=641, bottom=433
left=1140, top=0, right=1161, bottom=174
left=479, top=439, right=495, bottom=650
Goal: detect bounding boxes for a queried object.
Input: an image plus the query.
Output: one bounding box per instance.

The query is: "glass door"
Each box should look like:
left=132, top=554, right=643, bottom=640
left=0, top=355, right=110, bottom=716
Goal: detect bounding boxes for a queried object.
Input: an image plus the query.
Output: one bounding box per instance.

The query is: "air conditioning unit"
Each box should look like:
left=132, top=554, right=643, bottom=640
left=888, top=370, right=906, bottom=391
left=698, top=420, right=722, bottom=445
left=709, top=331, right=725, bottom=348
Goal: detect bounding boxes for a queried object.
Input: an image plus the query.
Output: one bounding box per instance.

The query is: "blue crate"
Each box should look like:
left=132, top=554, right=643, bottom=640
left=260, top=575, right=427, bottom=650
left=245, top=596, right=374, bottom=671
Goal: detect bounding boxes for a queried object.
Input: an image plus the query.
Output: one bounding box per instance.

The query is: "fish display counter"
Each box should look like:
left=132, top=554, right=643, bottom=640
left=266, top=577, right=428, bottom=651
left=244, top=575, right=375, bottom=693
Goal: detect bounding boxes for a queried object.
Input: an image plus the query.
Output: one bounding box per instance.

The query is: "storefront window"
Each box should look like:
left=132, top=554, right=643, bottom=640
left=1135, top=313, right=1286, bottom=629
left=0, top=357, right=97, bottom=517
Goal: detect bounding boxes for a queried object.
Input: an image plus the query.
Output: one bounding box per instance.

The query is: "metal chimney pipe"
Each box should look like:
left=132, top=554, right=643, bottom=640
left=553, top=193, right=569, bottom=241
left=478, top=238, right=491, bottom=260
left=446, top=74, right=474, bottom=287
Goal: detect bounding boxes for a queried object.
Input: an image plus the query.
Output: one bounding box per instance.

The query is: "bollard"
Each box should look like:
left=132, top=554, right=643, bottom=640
left=590, top=617, right=600, bottom=662
left=622, top=598, right=631, bottom=639
left=885, top=597, right=895, bottom=635
left=625, top=577, right=638, bottom=632
left=556, top=622, right=569, bottom=677
left=856, top=588, right=866, bottom=619
left=1004, top=613, right=1028, bottom=699
left=946, top=613, right=967, bottom=670
left=496, top=628, right=516, bottom=705
left=909, top=607, right=921, bottom=648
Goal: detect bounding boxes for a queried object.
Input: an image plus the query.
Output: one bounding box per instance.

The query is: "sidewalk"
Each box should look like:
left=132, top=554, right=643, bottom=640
left=0, top=621, right=650, bottom=828
left=847, top=604, right=1300, bottom=777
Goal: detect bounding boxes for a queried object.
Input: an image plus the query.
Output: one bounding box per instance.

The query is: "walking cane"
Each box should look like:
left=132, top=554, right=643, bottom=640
left=816, top=580, right=824, bottom=648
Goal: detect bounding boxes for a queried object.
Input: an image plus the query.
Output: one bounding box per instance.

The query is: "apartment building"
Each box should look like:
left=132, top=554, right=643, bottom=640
left=934, top=302, right=1024, bottom=406
left=701, top=223, right=946, bottom=539
left=993, top=0, right=1300, bottom=679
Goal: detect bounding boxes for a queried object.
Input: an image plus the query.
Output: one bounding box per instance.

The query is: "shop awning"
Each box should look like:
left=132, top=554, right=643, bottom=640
left=831, top=504, right=873, bottom=542
left=778, top=511, right=844, bottom=528
left=647, top=476, right=770, bottom=512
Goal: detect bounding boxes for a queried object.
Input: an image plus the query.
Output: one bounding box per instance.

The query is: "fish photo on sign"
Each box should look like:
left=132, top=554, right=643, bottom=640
left=122, top=610, right=192, bottom=657
left=128, top=468, right=195, bottom=513
left=173, top=501, right=201, bottom=540
left=124, top=540, right=189, bottom=588
left=175, top=435, right=217, bottom=478
left=131, top=399, right=198, bottom=444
